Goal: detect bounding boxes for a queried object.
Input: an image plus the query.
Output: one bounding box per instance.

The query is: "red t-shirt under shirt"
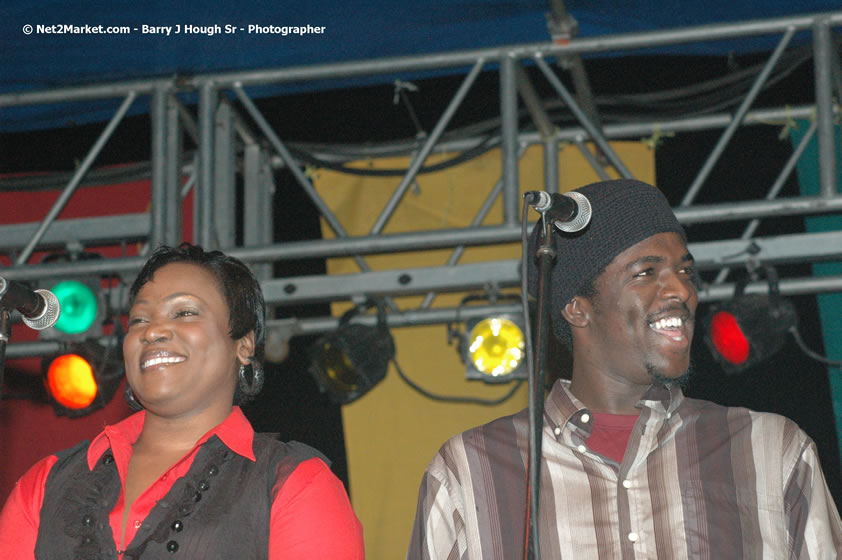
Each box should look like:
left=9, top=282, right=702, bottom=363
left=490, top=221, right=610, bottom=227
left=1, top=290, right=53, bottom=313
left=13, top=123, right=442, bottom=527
left=585, top=412, right=639, bottom=464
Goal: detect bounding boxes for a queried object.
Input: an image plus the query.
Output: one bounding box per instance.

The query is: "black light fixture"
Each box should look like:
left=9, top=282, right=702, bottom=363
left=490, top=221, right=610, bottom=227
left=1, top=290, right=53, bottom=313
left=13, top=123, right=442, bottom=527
left=308, top=299, right=394, bottom=405
left=38, top=252, right=106, bottom=343
left=43, top=338, right=124, bottom=417
left=703, top=265, right=798, bottom=374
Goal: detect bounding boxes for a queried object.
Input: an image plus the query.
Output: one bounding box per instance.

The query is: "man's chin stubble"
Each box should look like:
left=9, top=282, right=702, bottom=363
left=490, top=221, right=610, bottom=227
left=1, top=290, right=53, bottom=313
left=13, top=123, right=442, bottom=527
left=647, top=360, right=694, bottom=389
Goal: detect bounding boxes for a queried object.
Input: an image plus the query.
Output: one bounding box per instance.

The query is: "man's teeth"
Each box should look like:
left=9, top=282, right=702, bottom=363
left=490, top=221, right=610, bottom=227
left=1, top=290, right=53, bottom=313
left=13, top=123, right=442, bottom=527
left=142, top=356, right=184, bottom=368
left=650, top=317, right=683, bottom=330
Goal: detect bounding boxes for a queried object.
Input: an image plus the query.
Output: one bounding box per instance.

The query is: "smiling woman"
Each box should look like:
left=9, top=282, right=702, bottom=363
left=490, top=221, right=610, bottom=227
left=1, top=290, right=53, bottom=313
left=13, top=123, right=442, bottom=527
left=0, top=243, right=365, bottom=560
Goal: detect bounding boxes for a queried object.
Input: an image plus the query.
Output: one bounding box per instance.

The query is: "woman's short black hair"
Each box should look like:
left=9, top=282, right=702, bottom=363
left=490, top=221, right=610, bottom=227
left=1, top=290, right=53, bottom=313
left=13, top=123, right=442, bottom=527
left=129, top=243, right=266, bottom=402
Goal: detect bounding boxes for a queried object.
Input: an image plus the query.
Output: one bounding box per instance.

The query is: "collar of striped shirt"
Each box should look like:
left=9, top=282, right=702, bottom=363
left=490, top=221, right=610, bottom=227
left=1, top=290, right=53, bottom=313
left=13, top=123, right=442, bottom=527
left=543, top=379, right=683, bottom=437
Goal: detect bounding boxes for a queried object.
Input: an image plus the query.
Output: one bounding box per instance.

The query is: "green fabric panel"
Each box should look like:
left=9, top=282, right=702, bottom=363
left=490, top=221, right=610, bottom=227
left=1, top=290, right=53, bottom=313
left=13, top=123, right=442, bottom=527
left=791, top=119, right=842, bottom=464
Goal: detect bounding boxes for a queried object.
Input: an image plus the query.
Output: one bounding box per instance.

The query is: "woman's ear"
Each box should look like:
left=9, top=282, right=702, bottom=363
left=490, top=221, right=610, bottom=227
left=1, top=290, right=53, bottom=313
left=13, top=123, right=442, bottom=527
left=237, top=331, right=256, bottom=365
left=561, top=297, right=591, bottom=329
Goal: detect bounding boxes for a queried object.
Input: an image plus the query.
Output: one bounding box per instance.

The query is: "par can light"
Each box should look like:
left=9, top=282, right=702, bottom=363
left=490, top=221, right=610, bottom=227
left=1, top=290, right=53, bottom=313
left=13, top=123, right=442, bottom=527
left=463, top=314, right=527, bottom=382
left=703, top=266, right=797, bottom=374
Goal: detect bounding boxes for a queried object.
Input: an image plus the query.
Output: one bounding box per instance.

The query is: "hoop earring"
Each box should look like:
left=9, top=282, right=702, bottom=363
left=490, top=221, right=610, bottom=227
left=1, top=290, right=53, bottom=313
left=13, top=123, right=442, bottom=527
left=238, top=362, right=264, bottom=397
left=124, top=384, right=144, bottom=411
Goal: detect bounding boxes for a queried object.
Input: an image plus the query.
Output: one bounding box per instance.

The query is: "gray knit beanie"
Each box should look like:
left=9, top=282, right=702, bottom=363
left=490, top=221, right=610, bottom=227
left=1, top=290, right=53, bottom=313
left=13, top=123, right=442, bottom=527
left=527, top=179, right=687, bottom=344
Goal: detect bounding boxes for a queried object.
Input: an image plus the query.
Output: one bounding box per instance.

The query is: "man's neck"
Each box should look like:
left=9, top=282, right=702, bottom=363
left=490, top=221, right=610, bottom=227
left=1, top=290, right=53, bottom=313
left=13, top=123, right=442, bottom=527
left=568, top=372, right=650, bottom=415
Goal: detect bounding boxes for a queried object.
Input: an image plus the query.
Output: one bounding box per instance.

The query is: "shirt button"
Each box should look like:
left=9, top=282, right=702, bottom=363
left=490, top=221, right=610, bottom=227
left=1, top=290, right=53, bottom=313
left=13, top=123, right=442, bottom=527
left=553, top=427, right=561, bottom=436
left=622, top=480, right=632, bottom=489
left=666, top=412, right=672, bottom=419
left=628, top=532, right=639, bottom=542
left=577, top=444, right=586, bottom=453
left=581, top=413, right=590, bottom=423
left=133, top=520, right=142, bottom=529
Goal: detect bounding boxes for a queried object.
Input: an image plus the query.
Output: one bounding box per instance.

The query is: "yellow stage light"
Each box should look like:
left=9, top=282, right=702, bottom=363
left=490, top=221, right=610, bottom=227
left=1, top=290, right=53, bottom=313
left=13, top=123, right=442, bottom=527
left=464, top=315, right=527, bottom=382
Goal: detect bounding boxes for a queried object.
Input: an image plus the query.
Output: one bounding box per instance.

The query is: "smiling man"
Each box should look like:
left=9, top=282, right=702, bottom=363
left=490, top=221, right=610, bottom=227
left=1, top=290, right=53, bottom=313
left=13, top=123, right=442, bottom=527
left=407, top=179, right=841, bottom=559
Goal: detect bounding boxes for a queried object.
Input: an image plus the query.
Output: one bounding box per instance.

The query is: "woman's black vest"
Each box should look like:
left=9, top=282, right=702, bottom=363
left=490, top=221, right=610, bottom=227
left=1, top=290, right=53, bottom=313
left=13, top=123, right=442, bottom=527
left=33, top=434, right=325, bottom=559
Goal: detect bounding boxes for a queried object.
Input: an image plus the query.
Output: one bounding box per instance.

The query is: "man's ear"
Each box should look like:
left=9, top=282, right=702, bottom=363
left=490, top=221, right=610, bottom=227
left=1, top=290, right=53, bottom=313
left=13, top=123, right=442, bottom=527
left=561, top=297, right=591, bottom=329
left=237, top=331, right=256, bottom=365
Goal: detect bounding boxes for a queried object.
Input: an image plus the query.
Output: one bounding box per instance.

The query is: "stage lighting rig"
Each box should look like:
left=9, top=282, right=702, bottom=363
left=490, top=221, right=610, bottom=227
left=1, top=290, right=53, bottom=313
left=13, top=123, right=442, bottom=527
left=43, top=338, right=124, bottom=417
left=38, top=252, right=107, bottom=343
left=33, top=251, right=126, bottom=416
left=703, top=265, right=797, bottom=374
left=308, top=299, right=394, bottom=405
left=448, top=293, right=527, bottom=383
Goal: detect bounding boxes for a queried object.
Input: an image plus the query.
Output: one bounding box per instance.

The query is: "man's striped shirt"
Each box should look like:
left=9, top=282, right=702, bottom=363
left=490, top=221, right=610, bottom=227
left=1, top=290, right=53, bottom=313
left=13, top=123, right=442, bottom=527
left=408, top=380, right=841, bottom=559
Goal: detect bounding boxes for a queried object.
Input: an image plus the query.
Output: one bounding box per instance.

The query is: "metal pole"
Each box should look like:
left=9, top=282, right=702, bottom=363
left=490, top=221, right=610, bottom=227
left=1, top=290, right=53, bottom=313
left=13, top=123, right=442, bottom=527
left=501, top=56, right=521, bottom=225
left=534, top=56, right=633, bottom=178
left=370, top=58, right=485, bottom=235
left=714, top=120, right=818, bottom=284
left=681, top=27, right=796, bottom=206
left=419, top=145, right=529, bottom=309
left=813, top=17, right=838, bottom=198
left=231, top=82, right=404, bottom=311
left=573, top=136, right=611, bottom=180
left=165, top=94, right=183, bottom=245
left=213, top=100, right=237, bottom=248
left=524, top=218, right=554, bottom=560
left=197, top=82, right=216, bottom=247
left=547, top=0, right=603, bottom=131
left=544, top=138, right=559, bottom=193
left=15, top=91, right=137, bottom=265
left=516, top=65, right=555, bottom=138
left=149, top=85, right=168, bottom=249
left=231, top=83, right=372, bottom=276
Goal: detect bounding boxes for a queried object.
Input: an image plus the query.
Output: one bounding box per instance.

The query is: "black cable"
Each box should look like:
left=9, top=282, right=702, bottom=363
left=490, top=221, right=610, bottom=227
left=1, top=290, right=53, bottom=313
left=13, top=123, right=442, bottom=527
left=789, top=326, right=842, bottom=367
left=2, top=47, right=819, bottom=187
left=286, top=133, right=499, bottom=177
left=392, top=357, right=524, bottom=406
left=0, top=161, right=156, bottom=192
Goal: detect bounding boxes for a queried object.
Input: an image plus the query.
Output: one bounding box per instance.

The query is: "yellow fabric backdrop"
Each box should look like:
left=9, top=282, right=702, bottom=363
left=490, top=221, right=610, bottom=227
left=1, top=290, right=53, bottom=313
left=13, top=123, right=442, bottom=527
left=312, top=142, right=654, bottom=559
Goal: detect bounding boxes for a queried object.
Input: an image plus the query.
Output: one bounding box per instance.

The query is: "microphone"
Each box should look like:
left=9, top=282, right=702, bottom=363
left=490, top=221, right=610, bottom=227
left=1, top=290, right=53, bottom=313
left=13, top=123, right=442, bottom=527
left=526, top=191, right=592, bottom=233
left=0, top=276, right=61, bottom=330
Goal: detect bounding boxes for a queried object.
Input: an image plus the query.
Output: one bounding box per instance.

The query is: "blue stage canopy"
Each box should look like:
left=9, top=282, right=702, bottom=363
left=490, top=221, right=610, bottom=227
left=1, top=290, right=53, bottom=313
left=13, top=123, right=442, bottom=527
left=1, top=1, right=839, bottom=131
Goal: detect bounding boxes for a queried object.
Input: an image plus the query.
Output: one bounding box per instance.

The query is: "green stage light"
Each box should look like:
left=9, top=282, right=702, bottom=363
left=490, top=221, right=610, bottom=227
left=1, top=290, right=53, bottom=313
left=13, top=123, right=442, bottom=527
left=52, top=280, right=99, bottom=335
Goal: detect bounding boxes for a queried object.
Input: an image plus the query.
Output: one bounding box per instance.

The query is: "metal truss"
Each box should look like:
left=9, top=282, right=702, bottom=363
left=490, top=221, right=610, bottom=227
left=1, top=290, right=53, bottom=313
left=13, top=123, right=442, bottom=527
left=2, top=11, right=841, bottom=359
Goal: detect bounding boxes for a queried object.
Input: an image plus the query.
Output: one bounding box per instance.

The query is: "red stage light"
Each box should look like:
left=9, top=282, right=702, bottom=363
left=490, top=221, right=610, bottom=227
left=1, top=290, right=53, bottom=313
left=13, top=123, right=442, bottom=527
left=42, top=340, right=125, bottom=417
left=703, top=293, right=797, bottom=374
left=708, top=311, right=750, bottom=365
left=46, top=353, right=97, bottom=409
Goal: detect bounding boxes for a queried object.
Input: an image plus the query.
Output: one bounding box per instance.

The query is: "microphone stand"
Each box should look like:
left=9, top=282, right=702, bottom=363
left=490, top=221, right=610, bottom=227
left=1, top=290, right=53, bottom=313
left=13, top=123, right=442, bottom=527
left=523, top=216, right=555, bottom=560
left=0, top=308, right=10, bottom=400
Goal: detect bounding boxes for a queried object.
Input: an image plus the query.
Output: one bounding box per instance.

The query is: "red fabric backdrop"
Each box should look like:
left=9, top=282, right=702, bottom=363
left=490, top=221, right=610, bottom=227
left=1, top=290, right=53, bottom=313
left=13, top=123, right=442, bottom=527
left=0, top=174, right=192, bottom=502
